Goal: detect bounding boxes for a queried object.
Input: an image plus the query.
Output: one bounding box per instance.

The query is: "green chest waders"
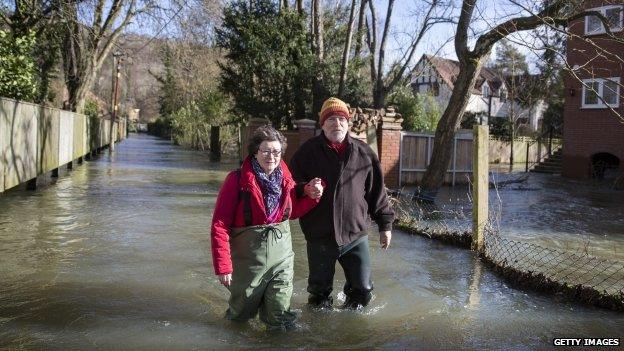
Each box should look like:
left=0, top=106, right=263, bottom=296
left=227, top=220, right=297, bottom=329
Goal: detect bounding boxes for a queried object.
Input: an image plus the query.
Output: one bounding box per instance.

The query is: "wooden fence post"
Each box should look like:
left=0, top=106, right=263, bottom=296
left=472, top=125, right=489, bottom=252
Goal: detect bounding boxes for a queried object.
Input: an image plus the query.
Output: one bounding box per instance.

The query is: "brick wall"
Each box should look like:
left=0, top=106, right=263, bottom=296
left=378, top=117, right=402, bottom=188
left=563, top=0, right=624, bottom=179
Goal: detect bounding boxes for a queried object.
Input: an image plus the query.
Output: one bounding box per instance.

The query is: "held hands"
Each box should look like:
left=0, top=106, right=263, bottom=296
left=380, top=230, right=392, bottom=250
left=304, top=178, right=324, bottom=199
left=218, top=273, right=232, bottom=287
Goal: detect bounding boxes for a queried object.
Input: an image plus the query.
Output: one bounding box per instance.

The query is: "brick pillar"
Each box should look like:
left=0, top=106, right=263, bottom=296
left=294, top=119, right=317, bottom=146
left=378, top=114, right=402, bottom=189
left=243, top=118, right=271, bottom=159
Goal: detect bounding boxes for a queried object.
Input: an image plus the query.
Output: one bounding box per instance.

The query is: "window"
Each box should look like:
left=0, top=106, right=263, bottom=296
left=499, top=88, right=507, bottom=102
left=482, top=84, right=490, bottom=98
left=582, top=77, right=620, bottom=108
left=585, top=6, right=623, bottom=35
left=431, top=82, right=440, bottom=97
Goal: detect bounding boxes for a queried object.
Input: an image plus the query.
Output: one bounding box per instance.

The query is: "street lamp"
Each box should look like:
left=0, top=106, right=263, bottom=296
left=110, top=51, right=124, bottom=153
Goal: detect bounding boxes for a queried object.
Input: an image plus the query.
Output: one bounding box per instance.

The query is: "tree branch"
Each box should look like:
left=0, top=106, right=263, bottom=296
left=455, top=0, right=475, bottom=60
left=386, top=0, right=450, bottom=92
left=100, top=0, right=126, bottom=38
left=93, top=0, right=105, bottom=30
left=472, top=0, right=568, bottom=58
left=0, top=5, right=12, bottom=26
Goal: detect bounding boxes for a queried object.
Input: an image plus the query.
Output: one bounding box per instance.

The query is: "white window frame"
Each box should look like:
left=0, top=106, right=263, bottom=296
left=482, top=83, right=490, bottom=98
left=499, top=88, right=507, bottom=102
left=581, top=77, right=621, bottom=109
left=584, top=5, right=624, bottom=35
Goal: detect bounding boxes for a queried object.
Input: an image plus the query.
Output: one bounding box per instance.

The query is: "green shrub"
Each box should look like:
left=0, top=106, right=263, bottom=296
left=0, top=30, right=38, bottom=101
left=388, top=86, right=440, bottom=132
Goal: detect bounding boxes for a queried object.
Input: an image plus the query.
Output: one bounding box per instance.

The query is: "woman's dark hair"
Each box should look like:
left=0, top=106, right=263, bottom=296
left=248, top=125, right=287, bottom=156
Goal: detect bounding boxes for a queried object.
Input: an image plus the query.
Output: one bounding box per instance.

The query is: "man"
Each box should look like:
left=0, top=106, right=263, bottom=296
left=290, top=97, right=395, bottom=309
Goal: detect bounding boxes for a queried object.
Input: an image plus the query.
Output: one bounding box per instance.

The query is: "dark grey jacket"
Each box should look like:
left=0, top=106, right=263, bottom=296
left=290, top=132, right=394, bottom=246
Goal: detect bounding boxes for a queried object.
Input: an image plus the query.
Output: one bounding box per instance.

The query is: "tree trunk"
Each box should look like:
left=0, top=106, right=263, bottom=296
left=373, top=85, right=385, bottom=109
left=421, top=58, right=483, bottom=190
left=293, top=74, right=307, bottom=119
left=311, top=0, right=325, bottom=119
left=296, top=0, right=304, bottom=15
left=421, top=0, right=586, bottom=192
left=210, top=126, right=221, bottom=161
left=353, top=0, right=367, bottom=59
left=338, top=0, right=357, bottom=98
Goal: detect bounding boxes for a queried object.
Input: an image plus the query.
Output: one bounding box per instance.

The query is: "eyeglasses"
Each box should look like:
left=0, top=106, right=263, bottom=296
left=325, top=116, right=348, bottom=124
left=258, top=149, right=282, bottom=157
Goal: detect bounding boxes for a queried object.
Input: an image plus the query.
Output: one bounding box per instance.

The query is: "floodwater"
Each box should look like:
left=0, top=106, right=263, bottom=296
left=1, top=134, right=622, bottom=350
left=419, top=170, right=624, bottom=262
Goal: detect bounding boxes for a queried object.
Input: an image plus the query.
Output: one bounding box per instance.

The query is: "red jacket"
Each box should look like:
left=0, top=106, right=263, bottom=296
left=211, top=156, right=320, bottom=275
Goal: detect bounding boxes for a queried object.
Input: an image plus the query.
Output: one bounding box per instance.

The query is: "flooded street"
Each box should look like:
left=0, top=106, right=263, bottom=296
left=1, top=134, right=622, bottom=350
left=414, top=172, right=624, bottom=262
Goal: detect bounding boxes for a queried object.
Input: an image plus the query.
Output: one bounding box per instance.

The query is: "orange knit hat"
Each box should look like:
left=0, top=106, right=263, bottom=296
left=319, top=97, right=351, bottom=125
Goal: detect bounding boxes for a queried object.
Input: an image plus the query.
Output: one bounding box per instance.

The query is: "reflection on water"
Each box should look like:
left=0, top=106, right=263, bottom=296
left=0, top=134, right=622, bottom=350
left=416, top=172, right=624, bottom=261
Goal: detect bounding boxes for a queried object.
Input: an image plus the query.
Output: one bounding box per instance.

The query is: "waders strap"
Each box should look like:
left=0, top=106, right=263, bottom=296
left=281, top=205, right=291, bottom=222
left=241, top=191, right=252, bottom=227
left=235, top=169, right=253, bottom=227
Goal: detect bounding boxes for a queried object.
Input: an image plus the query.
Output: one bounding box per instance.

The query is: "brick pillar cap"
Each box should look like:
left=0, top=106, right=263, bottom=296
left=247, top=117, right=270, bottom=126
left=294, top=119, right=317, bottom=129
left=380, top=117, right=403, bottom=130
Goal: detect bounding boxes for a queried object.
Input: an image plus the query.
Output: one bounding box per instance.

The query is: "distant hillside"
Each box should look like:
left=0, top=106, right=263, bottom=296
left=92, top=34, right=165, bottom=123
left=91, top=33, right=222, bottom=123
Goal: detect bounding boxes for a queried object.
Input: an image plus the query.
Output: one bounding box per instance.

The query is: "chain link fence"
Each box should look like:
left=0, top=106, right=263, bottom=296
left=391, top=191, right=624, bottom=311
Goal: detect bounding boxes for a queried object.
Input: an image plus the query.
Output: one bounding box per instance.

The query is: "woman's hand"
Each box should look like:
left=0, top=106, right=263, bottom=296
left=304, top=178, right=324, bottom=199
left=218, top=273, right=232, bottom=287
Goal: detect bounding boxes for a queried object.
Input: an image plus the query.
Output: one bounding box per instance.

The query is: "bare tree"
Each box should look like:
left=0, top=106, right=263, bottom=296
left=420, top=0, right=613, bottom=191
left=364, top=0, right=455, bottom=108
left=61, top=0, right=155, bottom=113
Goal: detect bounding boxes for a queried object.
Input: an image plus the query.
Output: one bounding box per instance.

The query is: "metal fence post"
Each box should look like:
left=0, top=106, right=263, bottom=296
left=548, top=125, right=553, bottom=156
left=525, top=143, right=530, bottom=172
left=472, top=125, right=489, bottom=252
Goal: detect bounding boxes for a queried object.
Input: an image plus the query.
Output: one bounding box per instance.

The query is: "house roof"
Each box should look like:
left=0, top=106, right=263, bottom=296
left=418, top=55, right=504, bottom=95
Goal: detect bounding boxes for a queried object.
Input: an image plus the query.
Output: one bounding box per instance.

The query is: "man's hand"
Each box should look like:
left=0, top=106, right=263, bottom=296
left=304, top=177, right=324, bottom=199
left=380, top=231, right=392, bottom=249
left=218, top=273, right=232, bottom=286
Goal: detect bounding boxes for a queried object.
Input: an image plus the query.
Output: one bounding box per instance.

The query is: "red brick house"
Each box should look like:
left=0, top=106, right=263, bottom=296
left=563, top=1, right=624, bottom=182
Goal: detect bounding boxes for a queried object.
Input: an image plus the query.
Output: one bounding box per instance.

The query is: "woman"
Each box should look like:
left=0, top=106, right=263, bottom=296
left=211, top=125, right=324, bottom=330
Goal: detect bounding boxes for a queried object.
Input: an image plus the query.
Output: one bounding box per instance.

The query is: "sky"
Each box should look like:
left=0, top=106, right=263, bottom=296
left=121, top=0, right=550, bottom=73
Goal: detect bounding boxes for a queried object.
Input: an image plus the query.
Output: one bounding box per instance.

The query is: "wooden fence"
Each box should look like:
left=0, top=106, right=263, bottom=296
left=1, top=97, right=126, bottom=193
left=399, top=131, right=563, bottom=186
left=400, top=130, right=474, bottom=186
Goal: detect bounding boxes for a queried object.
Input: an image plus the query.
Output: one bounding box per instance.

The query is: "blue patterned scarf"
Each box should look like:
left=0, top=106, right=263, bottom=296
left=251, top=157, right=283, bottom=216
